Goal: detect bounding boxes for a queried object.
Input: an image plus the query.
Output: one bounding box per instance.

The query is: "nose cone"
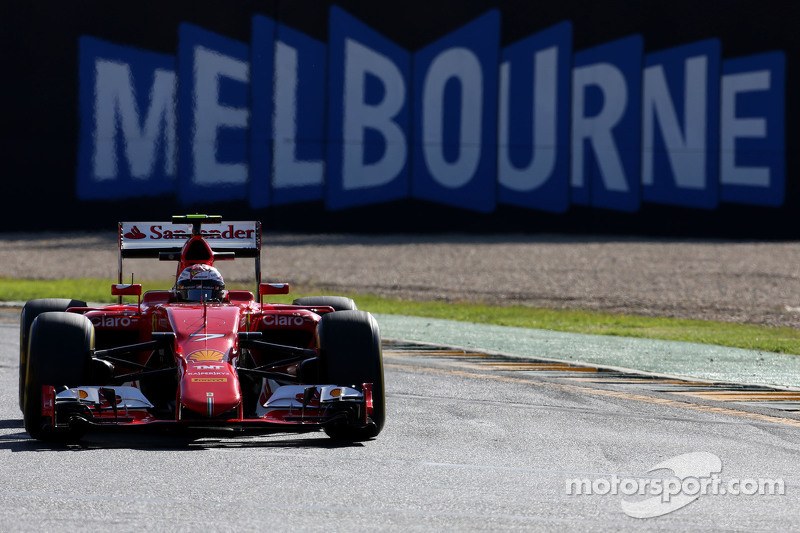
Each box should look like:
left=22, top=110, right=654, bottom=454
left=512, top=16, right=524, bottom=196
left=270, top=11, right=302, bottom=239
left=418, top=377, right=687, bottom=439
left=180, top=365, right=241, bottom=418
left=167, top=305, right=243, bottom=418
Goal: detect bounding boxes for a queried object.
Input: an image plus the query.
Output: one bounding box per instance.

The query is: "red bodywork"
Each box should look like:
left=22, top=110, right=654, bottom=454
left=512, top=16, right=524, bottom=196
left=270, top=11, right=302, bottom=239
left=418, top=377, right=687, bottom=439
left=74, top=293, right=334, bottom=427
left=41, top=219, right=373, bottom=434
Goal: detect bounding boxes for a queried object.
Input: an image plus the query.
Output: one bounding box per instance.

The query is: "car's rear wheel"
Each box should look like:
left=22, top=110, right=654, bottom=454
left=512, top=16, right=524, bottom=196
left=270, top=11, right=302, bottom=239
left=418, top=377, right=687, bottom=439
left=19, top=298, right=87, bottom=411
left=23, top=312, right=93, bottom=441
left=292, top=296, right=357, bottom=311
left=318, top=310, right=384, bottom=440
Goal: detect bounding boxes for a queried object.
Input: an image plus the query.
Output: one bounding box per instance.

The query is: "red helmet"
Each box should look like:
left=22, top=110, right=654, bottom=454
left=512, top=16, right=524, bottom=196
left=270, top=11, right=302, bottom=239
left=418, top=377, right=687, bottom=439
left=174, top=264, right=226, bottom=302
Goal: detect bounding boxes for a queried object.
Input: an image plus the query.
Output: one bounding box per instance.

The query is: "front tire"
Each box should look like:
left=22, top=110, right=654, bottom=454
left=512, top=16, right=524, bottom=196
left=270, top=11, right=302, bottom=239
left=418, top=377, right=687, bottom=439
left=23, top=312, right=93, bottom=441
left=19, top=298, right=87, bottom=411
left=318, top=310, right=384, bottom=440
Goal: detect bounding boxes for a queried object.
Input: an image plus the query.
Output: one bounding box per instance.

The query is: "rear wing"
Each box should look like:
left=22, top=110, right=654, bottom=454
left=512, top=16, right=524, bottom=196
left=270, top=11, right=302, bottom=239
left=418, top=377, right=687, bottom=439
left=119, top=220, right=261, bottom=258
left=117, top=217, right=262, bottom=296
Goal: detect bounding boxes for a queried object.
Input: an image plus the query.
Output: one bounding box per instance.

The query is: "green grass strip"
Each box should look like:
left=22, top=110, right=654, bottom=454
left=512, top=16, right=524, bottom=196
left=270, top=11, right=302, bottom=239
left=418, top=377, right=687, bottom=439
left=2, top=277, right=800, bottom=355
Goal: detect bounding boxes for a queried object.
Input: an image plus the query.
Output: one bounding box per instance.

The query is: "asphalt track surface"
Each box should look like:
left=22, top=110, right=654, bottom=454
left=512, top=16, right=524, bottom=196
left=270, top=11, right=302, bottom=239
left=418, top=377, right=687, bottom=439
left=2, top=322, right=800, bottom=531
left=3, top=233, right=800, bottom=529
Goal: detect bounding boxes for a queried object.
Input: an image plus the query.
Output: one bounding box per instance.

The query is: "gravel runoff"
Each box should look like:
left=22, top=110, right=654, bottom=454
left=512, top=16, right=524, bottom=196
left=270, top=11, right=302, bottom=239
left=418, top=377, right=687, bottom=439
left=3, top=232, right=800, bottom=329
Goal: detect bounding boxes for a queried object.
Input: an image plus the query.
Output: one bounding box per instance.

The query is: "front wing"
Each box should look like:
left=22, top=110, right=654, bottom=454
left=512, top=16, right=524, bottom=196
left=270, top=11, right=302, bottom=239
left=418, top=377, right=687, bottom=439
left=40, top=383, right=374, bottom=434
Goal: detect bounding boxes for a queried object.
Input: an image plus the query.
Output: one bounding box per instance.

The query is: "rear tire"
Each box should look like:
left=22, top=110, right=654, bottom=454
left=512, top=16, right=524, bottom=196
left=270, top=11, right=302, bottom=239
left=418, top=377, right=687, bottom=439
left=292, top=296, right=357, bottom=311
left=318, top=310, right=384, bottom=440
left=23, top=312, right=93, bottom=441
left=19, top=298, right=87, bottom=411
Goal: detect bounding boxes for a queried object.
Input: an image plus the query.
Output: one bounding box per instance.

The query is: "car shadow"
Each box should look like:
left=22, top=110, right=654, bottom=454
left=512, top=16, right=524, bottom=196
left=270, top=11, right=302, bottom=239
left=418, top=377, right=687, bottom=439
left=0, top=418, right=24, bottom=430
left=0, top=418, right=368, bottom=451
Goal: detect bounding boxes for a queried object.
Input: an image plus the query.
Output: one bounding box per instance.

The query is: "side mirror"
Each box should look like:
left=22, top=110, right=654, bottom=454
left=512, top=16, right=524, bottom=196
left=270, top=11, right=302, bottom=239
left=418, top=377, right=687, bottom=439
left=111, top=283, right=142, bottom=297
left=259, top=283, right=290, bottom=295
left=112, top=283, right=143, bottom=312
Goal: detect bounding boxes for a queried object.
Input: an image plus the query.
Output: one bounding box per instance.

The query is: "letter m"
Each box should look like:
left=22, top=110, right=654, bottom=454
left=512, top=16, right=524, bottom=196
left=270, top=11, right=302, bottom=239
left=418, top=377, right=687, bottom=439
left=565, top=478, right=592, bottom=495
left=77, top=36, right=176, bottom=200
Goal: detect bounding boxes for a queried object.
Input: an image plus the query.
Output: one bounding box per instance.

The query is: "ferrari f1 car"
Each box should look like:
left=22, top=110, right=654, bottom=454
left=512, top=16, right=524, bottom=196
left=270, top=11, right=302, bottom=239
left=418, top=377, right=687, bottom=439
left=19, top=215, right=384, bottom=442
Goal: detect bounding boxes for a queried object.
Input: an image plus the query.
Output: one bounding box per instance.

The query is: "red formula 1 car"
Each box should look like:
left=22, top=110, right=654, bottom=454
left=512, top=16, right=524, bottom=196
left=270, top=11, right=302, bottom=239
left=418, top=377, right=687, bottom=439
left=19, top=215, right=384, bottom=442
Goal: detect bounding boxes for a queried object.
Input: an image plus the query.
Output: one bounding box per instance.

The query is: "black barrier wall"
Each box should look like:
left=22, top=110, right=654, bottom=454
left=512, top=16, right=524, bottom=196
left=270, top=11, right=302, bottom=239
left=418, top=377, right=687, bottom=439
left=8, top=0, right=798, bottom=237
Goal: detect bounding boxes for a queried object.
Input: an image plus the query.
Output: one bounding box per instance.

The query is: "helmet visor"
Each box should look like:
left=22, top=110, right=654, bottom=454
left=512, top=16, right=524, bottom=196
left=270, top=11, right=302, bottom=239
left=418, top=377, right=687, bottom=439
left=177, top=280, right=224, bottom=302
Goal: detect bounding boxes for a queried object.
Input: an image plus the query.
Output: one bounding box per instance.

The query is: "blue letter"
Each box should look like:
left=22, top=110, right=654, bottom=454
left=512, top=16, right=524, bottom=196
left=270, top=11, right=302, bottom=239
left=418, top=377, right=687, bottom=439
left=641, top=40, right=721, bottom=209
left=498, top=21, right=572, bottom=213
left=250, top=19, right=327, bottom=208
left=177, top=24, right=250, bottom=205
left=77, top=36, right=176, bottom=200
left=571, top=35, right=643, bottom=212
left=720, top=51, right=785, bottom=206
left=326, top=7, right=411, bottom=210
left=412, top=10, right=501, bottom=213
left=272, top=25, right=327, bottom=206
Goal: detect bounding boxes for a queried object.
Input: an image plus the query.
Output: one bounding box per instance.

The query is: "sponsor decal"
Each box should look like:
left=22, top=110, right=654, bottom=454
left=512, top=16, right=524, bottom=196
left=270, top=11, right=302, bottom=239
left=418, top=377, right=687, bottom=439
left=187, top=349, right=225, bottom=362
left=120, top=222, right=258, bottom=249
left=149, top=224, right=254, bottom=240
left=90, top=315, right=138, bottom=328
left=191, top=377, right=227, bottom=383
left=263, top=314, right=306, bottom=326
left=124, top=226, right=146, bottom=240
left=122, top=221, right=257, bottom=243
left=77, top=8, right=786, bottom=213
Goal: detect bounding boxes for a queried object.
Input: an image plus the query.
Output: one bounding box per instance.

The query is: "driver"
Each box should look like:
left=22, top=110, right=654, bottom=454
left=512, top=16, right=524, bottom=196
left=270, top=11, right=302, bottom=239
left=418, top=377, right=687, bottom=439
left=174, top=264, right=227, bottom=302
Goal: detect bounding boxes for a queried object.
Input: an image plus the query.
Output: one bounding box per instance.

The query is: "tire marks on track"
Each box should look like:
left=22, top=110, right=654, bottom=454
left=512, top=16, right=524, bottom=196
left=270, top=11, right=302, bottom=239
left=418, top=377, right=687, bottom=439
left=383, top=340, right=800, bottom=428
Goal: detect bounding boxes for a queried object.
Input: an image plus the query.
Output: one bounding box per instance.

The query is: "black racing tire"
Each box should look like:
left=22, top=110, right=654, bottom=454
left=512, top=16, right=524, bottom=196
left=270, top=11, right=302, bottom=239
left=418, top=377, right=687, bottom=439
left=19, top=298, right=87, bottom=412
left=23, top=312, right=93, bottom=441
left=292, top=296, right=357, bottom=311
left=318, top=310, right=384, bottom=440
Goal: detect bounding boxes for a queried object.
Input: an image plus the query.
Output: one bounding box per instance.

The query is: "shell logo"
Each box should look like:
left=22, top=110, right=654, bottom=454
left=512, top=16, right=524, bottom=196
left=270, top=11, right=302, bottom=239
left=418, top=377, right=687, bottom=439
left=187, top=349, right=225, bottom=362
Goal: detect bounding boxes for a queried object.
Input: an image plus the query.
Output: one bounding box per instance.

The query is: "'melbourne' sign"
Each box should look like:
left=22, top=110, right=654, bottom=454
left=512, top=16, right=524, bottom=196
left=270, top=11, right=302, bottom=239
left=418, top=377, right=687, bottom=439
left=77, top=7, right=786, bottom=213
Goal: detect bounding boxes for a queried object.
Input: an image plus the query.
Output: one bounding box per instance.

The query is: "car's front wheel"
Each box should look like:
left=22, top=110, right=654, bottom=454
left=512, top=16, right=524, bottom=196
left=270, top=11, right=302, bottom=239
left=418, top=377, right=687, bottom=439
left=318, top=310, right=384, bottom=440
left=23, top=312, right=93, bottom=441
left=19, top=298, right=86, bottom=412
